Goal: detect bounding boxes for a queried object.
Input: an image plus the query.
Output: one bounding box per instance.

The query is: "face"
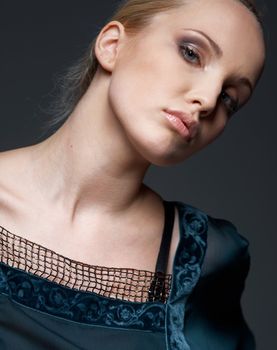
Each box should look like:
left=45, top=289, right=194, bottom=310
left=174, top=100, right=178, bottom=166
left=106, top=0, right=265, bottom=166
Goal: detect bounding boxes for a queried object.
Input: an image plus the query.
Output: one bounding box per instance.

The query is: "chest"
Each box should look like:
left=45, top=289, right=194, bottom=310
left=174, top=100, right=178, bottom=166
left=0, top=204, right=180, bottom=275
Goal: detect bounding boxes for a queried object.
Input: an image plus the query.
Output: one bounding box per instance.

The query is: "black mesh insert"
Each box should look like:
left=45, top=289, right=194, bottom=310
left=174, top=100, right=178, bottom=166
left=0, top=226, right=172, bottom=303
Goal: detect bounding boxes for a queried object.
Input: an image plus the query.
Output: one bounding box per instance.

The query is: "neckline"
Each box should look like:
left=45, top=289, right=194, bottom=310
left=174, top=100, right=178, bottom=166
left=0, top=199, right=176, bottom=276
left=0, top=201, right=207, bottom=307
left=0, top=200, right=180, bottom=304
left=0, top=223, right=173, bottom=276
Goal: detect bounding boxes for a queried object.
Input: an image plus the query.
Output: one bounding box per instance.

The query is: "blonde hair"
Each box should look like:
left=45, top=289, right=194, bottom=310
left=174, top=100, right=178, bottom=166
left=45, top=0, right=262, bottom=133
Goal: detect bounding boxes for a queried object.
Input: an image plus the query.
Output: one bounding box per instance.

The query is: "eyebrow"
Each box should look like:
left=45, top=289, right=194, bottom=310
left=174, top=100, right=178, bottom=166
left=183, top=28, right=254, bottom=93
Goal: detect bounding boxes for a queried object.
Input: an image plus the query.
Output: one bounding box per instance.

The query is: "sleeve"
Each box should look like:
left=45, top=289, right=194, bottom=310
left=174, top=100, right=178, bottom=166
left=183, top=216, right=256, bottom=350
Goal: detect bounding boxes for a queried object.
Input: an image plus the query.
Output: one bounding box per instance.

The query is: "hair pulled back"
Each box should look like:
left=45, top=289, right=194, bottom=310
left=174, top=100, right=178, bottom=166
left=45, top=0, right=262, bottom=133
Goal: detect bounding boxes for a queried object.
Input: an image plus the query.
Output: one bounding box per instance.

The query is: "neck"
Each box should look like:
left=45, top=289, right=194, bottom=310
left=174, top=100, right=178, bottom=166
left=29, top=74, right=155, bottom=220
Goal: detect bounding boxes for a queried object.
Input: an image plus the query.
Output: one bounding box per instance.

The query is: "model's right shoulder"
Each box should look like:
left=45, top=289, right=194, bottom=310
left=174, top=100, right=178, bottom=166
left=0, top=148, right=29, bottom=217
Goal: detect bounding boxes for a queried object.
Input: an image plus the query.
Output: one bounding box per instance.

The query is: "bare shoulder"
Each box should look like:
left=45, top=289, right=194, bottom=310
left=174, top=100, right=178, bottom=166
left=0, top=147, right=34, bottom=230
left=0, top=147, right=29, bottom=191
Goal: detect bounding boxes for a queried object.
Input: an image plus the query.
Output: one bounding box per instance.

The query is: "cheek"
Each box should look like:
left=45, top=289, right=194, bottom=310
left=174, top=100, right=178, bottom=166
left=200, top=113, right=228, bottom=145
left=108, top=40, right=183, bottom=112
left=107, top=70, right=151, bottom=128
left=108, top=61, right=171, bottom=120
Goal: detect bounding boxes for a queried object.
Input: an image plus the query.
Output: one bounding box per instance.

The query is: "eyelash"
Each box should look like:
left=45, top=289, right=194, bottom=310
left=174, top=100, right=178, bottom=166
left=179, top=43, right=239, bottom=116
left=180, top=44, right=201, bottom=65
left=220, top=91, right=239, bottom=116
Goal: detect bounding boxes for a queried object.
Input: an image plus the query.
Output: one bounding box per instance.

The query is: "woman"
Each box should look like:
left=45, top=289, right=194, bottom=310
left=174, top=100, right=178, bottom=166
left=0, top=0, right=265, bottom=349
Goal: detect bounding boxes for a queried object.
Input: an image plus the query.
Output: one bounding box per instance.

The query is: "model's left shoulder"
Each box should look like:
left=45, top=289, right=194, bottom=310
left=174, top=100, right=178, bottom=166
left=207, top=214, right=249, bottom=255
left=203, top=213, right=250, bottom=277
left=175, top=200, right=250, bottom=276
left=175, top=203, right=255, bottom=349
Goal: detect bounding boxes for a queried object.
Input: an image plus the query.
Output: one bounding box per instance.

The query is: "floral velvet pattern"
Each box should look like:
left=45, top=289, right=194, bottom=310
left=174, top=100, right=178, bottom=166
left=0, top=263, right=166, bottom=331
left=0, top=201, right=208, bottom=349
left=165, top=202, right=208, bottom=350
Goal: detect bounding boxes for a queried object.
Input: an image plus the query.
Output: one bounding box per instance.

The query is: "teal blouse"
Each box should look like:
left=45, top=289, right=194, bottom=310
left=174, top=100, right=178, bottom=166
left=0, top=200, right=255, bottom=349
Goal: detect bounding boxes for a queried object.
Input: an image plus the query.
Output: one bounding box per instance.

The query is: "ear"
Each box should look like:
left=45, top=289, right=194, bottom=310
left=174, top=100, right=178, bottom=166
left=94, top=21, right=126, bottom=73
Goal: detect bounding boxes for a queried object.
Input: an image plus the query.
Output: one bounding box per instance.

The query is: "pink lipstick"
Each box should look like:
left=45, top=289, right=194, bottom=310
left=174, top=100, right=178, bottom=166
left=163, top=109, right=198, bottom=141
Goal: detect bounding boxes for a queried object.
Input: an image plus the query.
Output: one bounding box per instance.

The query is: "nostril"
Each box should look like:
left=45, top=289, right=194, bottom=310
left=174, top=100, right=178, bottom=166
left=199, top=109, right=212, bottom=119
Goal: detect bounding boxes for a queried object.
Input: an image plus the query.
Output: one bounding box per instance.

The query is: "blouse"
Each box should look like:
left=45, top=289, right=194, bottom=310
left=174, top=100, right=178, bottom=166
left=0, top=200, right=255, bottom=349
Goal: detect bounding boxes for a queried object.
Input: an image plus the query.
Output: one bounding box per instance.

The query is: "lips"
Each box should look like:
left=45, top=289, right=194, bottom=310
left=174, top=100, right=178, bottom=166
left=163, top=108, right=199, bottom=140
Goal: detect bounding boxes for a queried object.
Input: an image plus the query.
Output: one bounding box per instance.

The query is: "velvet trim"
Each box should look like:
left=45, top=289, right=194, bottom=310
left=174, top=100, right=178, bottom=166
left=0, top=262, right=167, bottom=332
left=165, top=202, right=208, bottom=350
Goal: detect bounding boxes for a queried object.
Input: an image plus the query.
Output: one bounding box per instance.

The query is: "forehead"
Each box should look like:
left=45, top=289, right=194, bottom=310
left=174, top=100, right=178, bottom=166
left=145, top=0, right=265, bottom=83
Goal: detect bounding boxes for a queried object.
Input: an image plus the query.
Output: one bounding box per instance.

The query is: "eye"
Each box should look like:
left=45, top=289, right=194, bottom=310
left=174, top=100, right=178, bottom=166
left=220, top=91, right=239, bottom=116
left=180, top=44, right=201, bottom=65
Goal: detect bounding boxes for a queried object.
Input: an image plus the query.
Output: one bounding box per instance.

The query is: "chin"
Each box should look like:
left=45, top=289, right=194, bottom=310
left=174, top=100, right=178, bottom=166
left=139, top=139, right=192, bottom=167
left=126, top=123, right=195, bottom=166
left=152, top=152, right=193, bottom=167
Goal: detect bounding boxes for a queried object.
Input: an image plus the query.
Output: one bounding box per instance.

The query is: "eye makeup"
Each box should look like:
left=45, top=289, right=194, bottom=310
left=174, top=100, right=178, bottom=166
left=177, top=32, right=215, bottom=67
left=180, top=29, right=223, bottom=58
left=179, top=43, right=202, bottom=65
left=177, top=30, right=220, bottom=61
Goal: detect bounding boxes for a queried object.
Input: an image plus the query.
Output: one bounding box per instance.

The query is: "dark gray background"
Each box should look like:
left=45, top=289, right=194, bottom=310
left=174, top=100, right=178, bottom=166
left=0, top=1, right=276, bottom=349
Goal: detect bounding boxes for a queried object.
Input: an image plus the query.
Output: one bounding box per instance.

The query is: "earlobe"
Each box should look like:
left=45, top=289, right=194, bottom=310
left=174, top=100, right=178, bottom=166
left=94, top=21, right=125, bottom=73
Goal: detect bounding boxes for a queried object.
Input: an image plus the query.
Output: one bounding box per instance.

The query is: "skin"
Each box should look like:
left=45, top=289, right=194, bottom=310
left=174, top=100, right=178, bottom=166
left=0, top=0, right=265, bottom=271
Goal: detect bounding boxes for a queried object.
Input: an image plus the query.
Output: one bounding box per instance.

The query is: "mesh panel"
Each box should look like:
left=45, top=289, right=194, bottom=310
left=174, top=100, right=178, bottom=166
left=0, top=226, right=172, bottom=303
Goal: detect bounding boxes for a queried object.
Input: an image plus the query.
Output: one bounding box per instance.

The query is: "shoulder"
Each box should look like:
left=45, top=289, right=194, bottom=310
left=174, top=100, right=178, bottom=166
left=207, top=214, right=249, bottom=257
left=204, top=213, right=250, bottom=279
left=175, top=201, right=250, bottom=277
left=0, top=148, right=32, bottom=221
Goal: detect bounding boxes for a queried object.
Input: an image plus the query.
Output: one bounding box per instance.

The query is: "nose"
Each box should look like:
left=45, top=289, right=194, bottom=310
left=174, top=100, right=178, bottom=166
left=185, top=79, right=223, bottom=118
